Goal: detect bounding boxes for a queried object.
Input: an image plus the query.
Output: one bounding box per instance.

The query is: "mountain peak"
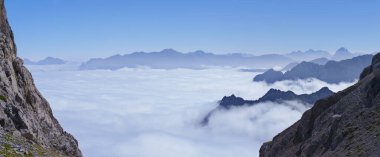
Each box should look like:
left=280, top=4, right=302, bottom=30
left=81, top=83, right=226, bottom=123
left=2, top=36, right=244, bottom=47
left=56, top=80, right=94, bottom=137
left=160, top=48, right=180, bottom=54
left=287, top=49, right=331, bottom=62
left=318, top=87, right=331, bottom=92
left=335, top=47, right=351, bottom=55
left=332, top=47, right=355, bottom=61
left=219, top=94, right=246, bottom=109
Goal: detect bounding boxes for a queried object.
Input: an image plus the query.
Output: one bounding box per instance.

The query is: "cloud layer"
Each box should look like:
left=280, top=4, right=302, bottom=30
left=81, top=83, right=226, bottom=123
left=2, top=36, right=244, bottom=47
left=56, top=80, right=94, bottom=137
left=27, top=65, right=354, bottom=157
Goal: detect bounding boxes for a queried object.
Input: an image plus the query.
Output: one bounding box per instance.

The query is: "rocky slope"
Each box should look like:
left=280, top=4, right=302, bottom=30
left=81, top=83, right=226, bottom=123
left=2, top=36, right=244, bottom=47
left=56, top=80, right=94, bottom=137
left=202, top=87, right=334, bottom=125
left=0, top=1, right=82, bottom=156
left=260, top=53, right=380, bottom=157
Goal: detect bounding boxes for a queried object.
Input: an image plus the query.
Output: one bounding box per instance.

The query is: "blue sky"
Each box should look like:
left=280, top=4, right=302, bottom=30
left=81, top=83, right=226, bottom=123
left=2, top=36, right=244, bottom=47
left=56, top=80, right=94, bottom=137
left=6, top=0, right=380, bottom=60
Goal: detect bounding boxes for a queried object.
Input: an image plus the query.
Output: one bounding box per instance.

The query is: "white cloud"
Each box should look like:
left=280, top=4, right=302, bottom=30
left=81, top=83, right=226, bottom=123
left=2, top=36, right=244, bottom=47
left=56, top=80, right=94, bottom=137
left=27, top=65, right=354, bottom=157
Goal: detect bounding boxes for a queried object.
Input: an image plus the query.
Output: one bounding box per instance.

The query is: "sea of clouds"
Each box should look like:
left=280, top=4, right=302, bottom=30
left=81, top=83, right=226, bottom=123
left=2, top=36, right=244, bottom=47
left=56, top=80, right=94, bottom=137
left=26, top=64, right=354, bottom=157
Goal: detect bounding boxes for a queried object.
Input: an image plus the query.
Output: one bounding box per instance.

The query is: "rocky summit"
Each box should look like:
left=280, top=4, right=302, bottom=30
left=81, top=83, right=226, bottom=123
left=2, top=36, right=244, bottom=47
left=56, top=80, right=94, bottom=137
left=260, top=53, right=380, bottom=157
left=0, top=1, right=82, bottom=156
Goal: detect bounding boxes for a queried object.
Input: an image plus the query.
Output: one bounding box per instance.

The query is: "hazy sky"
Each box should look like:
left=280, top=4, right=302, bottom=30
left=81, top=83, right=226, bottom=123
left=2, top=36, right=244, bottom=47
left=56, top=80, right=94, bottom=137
left=6, top=0, right=380, bottom=60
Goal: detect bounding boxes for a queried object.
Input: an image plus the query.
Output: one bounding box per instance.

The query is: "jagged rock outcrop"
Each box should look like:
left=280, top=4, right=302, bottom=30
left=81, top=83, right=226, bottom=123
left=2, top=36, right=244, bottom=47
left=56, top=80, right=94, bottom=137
left=0, top=1, right=82, bottom=156
left=260, top=53, right=380, bottom=157
left=202, top=87, right=334, bottom=125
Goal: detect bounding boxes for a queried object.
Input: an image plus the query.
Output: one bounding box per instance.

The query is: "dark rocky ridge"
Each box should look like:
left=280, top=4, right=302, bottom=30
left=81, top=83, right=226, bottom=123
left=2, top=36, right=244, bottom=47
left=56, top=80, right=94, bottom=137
left=0, top=1, right=82, bottom=156
left=254, top=54, right=372, bottom=84
left=260, top=53, right=380, bottom=157
left=202, top=87, right=334, bottom=125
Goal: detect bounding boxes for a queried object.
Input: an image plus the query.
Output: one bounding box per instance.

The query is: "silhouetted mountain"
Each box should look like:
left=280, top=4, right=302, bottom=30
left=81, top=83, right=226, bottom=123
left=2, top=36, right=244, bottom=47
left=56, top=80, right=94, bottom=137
left=332, top=47, right=356, bottom=61
left=260, top=53, right=380, bottom=157
left=24, top=57, right=66, bottom=65
left=286, top=49, right=331, bottom=61
left=202, top=87, right=334, bottom=125
left=254, top=69, right=284, bottom=83
left=240, top=68, right=268, bottom=73
left=281, top=62, right=299, bottom=71
left=281, top=58, right=330, bottom=72
left=254, top=55, right=372, bottom=84
left=79, top=49, right=294, bottom=70
left=310, top=57, right=330, bottom=65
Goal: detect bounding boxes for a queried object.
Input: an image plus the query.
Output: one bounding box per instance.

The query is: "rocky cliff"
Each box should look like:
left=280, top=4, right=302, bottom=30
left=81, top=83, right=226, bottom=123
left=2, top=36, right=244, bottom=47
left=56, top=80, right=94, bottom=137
left=0, top=1, right=82, bottom=156
left=260, top=53, right=380, bottom=157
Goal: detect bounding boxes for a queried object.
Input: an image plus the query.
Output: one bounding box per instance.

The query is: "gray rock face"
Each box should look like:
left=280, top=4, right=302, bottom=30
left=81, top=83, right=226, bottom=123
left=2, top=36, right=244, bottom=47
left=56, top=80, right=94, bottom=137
left=0, top=1, right=82, bottom=156
left=259, top=53, right=380, bottom=157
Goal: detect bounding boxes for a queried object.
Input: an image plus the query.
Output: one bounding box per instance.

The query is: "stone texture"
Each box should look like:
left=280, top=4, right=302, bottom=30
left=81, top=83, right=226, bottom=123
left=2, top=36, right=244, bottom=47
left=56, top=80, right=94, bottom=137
left=260, top=53, right=380, bottom=157
left=0, top=1, right=82, bottom=156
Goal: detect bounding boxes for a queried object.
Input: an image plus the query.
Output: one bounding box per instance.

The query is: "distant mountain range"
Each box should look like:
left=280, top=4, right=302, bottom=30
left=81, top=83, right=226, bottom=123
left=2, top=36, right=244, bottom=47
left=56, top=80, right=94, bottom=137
left=286, top=47, right=361, bottom=62
left=79, top=47, right=366, bottom=70
left=281, top=58, right=330, bottom=72
left=24, top=57, right=67, bottom=65
left=201, top=87, right=334, bottom=125
left=26, top=47, right=367, bottom=70
left=254, top=54, right=373, bottom=84
left=79, top=49, right=295, bottom=70
left=286, top=49, right=331, bottom=61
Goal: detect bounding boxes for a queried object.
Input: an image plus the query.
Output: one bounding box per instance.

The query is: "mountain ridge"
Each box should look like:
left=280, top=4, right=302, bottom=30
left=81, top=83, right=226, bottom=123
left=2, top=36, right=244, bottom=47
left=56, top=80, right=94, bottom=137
left=202, top=87, right=334, bottom=125
left=24, top=57, right=66, bottom=65
left=254, top=54, right=372, bottom=84
left=80, top=49, right=295, bottom=70
left=260, top=53, right=380, bottom=157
